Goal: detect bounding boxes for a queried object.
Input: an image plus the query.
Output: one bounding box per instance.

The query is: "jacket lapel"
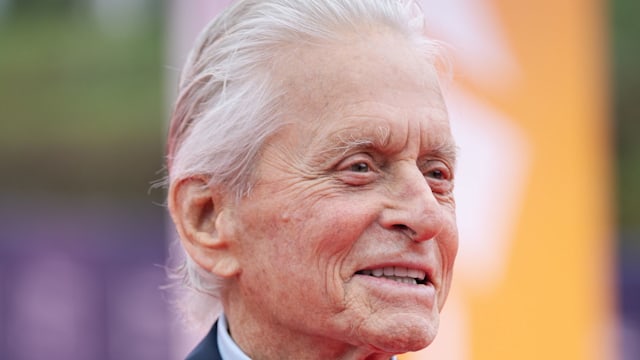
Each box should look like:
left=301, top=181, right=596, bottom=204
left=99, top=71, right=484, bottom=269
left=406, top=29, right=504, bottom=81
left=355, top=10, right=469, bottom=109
left=185, top=321, right=223, bottom=360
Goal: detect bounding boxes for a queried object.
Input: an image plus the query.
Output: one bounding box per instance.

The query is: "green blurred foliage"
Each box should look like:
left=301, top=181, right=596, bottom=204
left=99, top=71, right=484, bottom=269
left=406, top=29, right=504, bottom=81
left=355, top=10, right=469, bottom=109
left=613, top=0, right=640, bottom=233
left=9, top=0, right=80, bottom=15
left=0, top=5, right=165, bottom=203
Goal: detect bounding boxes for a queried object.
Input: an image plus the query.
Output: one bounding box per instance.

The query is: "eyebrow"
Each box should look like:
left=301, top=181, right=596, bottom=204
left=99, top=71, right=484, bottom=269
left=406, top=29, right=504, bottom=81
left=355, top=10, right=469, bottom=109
left=320, top=125, right=458, bottom=167
left=429, top=140, right=459, bottom=168
left=333, top=125, right=391, bottom=155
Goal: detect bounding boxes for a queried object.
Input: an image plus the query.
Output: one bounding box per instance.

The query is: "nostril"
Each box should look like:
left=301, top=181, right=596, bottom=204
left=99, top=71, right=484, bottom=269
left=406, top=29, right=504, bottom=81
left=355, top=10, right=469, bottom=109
left=392, top=224, right=409, bottom=231
left=392, top=224, right=417, bottom=239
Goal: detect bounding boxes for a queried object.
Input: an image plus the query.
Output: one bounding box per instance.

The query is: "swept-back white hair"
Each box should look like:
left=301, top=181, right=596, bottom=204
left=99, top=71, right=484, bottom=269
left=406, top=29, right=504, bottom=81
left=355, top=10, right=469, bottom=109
left=166, top=0, right=445, bottom=328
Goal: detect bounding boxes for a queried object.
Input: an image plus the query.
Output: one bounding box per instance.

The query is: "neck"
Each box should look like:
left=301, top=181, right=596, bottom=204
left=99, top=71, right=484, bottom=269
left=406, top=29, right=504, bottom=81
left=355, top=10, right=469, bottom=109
left=223, top=297, right=395, bottom=360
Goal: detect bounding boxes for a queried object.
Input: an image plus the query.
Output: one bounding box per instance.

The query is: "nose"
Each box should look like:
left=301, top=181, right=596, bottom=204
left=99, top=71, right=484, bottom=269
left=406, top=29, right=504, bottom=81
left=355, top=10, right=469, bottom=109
left=379, top=165, right=445, bottom=242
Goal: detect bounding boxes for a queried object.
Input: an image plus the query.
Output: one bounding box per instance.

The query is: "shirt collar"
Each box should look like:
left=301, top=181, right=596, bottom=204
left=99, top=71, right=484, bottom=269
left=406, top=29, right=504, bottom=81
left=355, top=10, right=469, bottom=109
left=217, top=314, right=252, bottom=360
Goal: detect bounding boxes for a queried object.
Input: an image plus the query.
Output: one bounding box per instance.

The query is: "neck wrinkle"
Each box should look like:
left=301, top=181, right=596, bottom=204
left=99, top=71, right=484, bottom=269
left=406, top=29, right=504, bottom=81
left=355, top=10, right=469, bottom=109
left=223, top=298, right=395, bottom=360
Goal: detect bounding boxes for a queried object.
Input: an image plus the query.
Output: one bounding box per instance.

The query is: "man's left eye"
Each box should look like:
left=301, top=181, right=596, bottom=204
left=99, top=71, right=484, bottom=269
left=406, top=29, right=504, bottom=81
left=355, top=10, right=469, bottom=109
left=428, top=169, right=445, bottom=180
left=423, top=160, right=453, bottom=183
left=350, top=162, right=370, bottom=173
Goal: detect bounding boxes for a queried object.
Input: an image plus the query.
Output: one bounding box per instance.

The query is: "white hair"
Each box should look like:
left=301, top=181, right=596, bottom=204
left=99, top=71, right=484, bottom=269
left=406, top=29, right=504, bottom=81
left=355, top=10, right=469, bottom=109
left=166, top=0, right=446, bottom=328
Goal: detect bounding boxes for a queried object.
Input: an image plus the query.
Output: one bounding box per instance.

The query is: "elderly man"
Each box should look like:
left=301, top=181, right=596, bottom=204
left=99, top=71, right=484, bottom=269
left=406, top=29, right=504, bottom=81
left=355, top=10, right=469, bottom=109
left=166, top=0, right=458, bottom=359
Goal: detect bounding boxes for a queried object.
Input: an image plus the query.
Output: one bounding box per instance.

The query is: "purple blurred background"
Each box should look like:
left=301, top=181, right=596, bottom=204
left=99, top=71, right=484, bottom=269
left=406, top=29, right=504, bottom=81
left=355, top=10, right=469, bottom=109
left=0, top=201, right=169, bottom=359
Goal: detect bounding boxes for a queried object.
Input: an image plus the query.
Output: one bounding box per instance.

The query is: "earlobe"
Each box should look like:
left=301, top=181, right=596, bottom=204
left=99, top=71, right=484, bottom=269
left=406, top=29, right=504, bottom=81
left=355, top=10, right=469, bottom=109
left=168, top=177, right=241, bottom=278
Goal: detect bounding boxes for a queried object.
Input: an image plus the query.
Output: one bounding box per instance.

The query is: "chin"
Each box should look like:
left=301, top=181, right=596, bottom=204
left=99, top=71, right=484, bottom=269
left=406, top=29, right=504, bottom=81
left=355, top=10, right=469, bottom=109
left=362, top=314, right=440, bottom=354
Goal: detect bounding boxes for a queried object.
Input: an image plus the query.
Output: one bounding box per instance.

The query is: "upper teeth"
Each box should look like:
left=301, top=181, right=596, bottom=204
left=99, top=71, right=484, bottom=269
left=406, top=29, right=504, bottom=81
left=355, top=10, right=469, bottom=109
left=359, top=267, right=426, bottom=284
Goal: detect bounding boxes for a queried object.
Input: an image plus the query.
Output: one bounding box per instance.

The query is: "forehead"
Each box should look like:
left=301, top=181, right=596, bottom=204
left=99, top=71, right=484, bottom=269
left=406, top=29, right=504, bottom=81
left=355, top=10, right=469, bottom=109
left=284, top=29, right=440, bottom=97
left=276, top=30, right=443, bottom=113
left=270, top=29, right=452, bottom=152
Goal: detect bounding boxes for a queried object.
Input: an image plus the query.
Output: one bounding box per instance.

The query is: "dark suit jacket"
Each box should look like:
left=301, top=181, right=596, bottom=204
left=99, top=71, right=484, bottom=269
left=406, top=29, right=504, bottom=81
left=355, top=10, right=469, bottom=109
left=185, top=322, right=223, bottom=360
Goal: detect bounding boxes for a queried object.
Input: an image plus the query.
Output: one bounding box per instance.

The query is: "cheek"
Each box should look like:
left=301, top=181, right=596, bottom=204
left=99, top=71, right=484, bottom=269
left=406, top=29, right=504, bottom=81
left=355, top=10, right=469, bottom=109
left=237, top=189, right=381, bottom=276
left=271, top=200, right=380, bottom=293
left=237, top=201, right=379, bottom=317
left=436, top=214, right=459, bottom=307
left=442, top=218, right=459, bottom=262
left=293, top=200, right=379, bottom=256
left=436, top=204, right=458, bottom=256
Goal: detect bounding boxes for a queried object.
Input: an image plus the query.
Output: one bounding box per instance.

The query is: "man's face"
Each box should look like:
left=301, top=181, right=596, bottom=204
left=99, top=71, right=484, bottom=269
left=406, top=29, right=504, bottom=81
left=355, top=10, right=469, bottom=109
left=225, top=30, right=458, bottom=354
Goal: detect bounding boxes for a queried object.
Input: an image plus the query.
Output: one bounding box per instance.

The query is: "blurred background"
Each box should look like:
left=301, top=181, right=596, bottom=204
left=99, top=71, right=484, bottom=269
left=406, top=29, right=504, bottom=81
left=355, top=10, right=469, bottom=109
left=0, top=0, right=637, bottom=359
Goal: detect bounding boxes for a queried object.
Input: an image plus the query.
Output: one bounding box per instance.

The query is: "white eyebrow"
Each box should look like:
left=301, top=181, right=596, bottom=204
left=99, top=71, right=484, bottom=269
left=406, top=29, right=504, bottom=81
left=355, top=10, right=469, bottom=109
left=428, top=141, right=459, bottom=169
left=333, top=125, right=391, bottom=155
left=315, top=125, right=458, bottom=169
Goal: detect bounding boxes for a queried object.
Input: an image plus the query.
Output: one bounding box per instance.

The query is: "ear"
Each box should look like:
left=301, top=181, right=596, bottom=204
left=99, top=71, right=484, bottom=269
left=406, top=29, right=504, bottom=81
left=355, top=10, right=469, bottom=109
left=168, top=176, right=240, bottom=278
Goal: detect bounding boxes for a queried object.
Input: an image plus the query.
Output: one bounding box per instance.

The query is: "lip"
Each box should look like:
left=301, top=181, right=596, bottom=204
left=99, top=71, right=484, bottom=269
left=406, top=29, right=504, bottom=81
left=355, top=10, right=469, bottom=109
left=354, top=261, right=438, bottom=290
left=352, top=270, right=438, bottom=308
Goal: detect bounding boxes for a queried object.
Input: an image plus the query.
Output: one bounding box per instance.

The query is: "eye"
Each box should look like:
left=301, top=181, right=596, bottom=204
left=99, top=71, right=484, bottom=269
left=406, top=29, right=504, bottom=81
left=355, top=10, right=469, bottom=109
left=349, top=162, right=370, bottom=173
left=427, top=169, right=445, bottom=179
left=423, top=160, right=451, bottom=180
left=422, top=160, right=454, bottom=193
left=336, top=154, right=378, bottom=186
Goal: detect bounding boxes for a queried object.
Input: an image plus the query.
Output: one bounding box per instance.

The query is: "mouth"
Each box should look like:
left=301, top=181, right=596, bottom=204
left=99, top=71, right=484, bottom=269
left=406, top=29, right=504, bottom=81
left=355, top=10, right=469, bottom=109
left=355, top=266, right=429, bottom=286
